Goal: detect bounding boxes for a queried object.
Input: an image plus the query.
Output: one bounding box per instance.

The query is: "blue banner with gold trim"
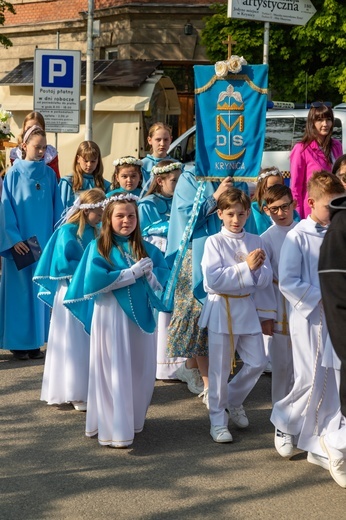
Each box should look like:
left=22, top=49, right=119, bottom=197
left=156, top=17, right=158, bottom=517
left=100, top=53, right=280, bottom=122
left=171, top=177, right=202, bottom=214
left=194, top=64, right=268, bottom=182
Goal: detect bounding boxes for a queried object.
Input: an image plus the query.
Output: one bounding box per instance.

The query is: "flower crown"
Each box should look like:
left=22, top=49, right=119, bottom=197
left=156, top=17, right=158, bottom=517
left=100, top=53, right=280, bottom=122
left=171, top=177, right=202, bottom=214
left=215, top=55, right=247, bottom=78
left=113, top=157, right=143, bottom=167
left=56, top=196, right=105, bottom=228
left=257, top=169, right=282, bottom=182
left=151, top=162, right=183, bottom=176
left=104, top=193, right=139, bottom=206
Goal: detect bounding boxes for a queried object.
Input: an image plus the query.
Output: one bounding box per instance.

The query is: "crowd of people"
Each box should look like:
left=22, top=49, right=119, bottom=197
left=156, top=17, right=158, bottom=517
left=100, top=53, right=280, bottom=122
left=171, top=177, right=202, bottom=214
left=0, top=106, right=345, bottom=489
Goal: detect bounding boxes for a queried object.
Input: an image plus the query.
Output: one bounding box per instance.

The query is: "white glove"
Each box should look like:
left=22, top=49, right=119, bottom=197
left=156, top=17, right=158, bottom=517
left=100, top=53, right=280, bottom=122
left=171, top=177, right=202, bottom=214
left=131, top=257, right=153, bottom=279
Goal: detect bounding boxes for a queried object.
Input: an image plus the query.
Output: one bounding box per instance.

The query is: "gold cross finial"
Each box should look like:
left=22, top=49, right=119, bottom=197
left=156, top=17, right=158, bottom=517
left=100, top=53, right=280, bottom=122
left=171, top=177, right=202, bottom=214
left=222, top=35, right=237, bottom=60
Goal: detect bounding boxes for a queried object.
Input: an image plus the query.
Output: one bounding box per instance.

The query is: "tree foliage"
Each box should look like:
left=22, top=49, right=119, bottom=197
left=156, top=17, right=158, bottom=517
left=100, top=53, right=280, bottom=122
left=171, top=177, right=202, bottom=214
left=201, top=1, right=346, bottom=103
left=0, top=1, right=15, bottom=48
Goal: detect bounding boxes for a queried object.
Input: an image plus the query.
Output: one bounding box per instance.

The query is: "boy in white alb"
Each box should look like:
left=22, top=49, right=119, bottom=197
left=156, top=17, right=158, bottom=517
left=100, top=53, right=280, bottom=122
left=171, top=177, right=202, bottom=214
left=270, top=171, right=345, bottom=462
left=260, top=184, right=299, bottom=405
left=199, top=188, right=273, bottom=443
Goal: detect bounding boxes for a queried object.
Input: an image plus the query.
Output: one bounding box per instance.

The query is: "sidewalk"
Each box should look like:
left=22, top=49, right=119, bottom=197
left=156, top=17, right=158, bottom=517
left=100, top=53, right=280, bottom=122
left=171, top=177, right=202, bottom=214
left=0, top=350, right=344, bottom=520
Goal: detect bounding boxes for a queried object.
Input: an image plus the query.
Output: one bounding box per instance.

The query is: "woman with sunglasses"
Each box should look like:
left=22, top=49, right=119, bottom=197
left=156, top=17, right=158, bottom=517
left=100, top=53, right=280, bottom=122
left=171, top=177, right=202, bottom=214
left=290, top=102, right=343, bottom=218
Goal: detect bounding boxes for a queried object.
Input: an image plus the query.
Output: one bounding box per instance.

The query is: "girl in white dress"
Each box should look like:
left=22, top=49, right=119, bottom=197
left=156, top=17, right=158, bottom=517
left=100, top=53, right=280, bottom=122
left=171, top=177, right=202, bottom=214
left=34, top=189, right=106, bottom=410
left=64, top=194, right=170, bottom=448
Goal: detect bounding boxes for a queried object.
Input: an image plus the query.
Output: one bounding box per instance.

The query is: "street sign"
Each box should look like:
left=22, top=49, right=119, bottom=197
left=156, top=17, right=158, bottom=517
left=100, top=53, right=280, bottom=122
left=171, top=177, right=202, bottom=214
left=228, top=0, right=316, bottom=26
left=34, top=49, right=81, bottom=133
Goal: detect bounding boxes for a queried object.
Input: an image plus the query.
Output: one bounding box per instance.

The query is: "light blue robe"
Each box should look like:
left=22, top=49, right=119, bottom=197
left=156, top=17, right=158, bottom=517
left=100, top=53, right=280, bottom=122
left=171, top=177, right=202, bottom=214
left=59, top=173, right=111, bottom=210
left=141, top=154, right=177, bottom=185
left=33, top=223, right=96, bottom=307
left=0, top=160, right=63, bottom=350
left=138, top=193, right=172, bottom=238
left=64, top=236, right=170, bottom=335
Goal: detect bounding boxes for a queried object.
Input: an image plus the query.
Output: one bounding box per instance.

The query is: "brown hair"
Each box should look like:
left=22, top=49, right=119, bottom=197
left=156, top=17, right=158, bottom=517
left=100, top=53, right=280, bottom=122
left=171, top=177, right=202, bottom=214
left=67, top=188, right=106, bottom=239
left=97, top=199, right=148, bottom=263
left=21, top=127, right=46, bottom=159
left=301, top=105, right=334, bottom=160
left=253, top=167, right=284, bottom=211
left=145, top=160, right=181, bottom=196
left=307, top=170, right=345, bottom=200
left=72, top=141, right=105, bottom=192
left=111, top=159, right=142, bottom=190
left=263, top=184, right=293, bottom=206
left=217, top=187, right=251, bottom=211
left=17, top=111, right=46, bottom=145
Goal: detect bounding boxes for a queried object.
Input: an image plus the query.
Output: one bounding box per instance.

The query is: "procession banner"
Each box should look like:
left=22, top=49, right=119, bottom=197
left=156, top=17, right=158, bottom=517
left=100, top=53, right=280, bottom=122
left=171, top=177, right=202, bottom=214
left=194, top=61, right=268, bottom=182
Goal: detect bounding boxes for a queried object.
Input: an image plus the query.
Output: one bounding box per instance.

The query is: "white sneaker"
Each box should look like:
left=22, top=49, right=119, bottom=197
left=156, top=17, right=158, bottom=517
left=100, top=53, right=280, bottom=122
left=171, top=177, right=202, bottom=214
left=176, top=363, right=204, bottom=394
left=227, top=405, right=249, bottom=428
left=320, top=435, right=346, bottom=488
left=210, top=425, right=233, bottom=443
left=72, top=401, right=87, bottom=412
left=198, top=388, right=209, bottom=409
left=263, top=360, right=272, bottom=374
left=307, top=452, right=329, bottom=470
left=274, top=428, right=294, bottom=458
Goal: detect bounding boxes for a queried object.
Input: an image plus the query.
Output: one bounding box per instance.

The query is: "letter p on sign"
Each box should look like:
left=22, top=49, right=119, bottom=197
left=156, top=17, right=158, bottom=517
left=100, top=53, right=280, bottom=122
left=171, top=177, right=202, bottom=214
left=42, top=55, right=74, bottom=88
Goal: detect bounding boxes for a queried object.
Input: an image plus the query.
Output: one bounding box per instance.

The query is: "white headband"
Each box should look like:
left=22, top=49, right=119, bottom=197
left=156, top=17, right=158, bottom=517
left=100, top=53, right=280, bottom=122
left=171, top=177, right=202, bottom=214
left=151, top=162, right=183, bottom=176
left=113, top=157, right=143, bottom=167
left=55, top=196, right=105, bottom=228
left=257, top=169, right=282, bottom=182
left=104, top=193, right=139, bottom=206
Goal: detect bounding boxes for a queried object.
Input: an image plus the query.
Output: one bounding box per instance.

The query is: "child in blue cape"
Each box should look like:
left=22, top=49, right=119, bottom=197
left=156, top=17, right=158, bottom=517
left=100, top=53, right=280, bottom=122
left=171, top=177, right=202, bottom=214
left=33, top=188, right=106, bottom=411
left=0, top=125, right=63, bottom=360
left=64, top=193, right=170, bottom=448
left=138, top=160, right=185, bottom=380
left=141, top=122, right=177, bottom=192
left=107, top=156, right=143, bottom=198
left=59, top=141, right=111, bottom=210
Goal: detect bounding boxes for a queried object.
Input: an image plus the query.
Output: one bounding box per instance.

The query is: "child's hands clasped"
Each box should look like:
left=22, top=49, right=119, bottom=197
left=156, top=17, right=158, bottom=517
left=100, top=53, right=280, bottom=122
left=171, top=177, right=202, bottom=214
left=246, top=248, right=266, bottom=271
left=131, top=258, right=153, bottom=279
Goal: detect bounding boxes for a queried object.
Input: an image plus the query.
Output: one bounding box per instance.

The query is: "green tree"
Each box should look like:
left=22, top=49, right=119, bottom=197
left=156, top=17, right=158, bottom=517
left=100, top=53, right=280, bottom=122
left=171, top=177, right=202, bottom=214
left=201, top=1, right=346, bottom=103
left=0, top=1, right=15, bottom=48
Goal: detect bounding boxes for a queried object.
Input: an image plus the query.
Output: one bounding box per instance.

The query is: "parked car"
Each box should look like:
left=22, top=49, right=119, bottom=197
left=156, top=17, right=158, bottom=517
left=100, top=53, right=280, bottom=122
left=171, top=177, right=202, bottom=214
left=168, top=107, right=346, bottom=177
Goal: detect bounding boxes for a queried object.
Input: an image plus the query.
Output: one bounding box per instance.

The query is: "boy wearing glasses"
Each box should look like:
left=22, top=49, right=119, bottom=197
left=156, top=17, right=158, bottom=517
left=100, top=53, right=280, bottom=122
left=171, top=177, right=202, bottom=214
left=260, top=184, right=299, bottom=409
left=270, top=171, right=344, bottom=470
left=198, top=188, right=273, bottom=443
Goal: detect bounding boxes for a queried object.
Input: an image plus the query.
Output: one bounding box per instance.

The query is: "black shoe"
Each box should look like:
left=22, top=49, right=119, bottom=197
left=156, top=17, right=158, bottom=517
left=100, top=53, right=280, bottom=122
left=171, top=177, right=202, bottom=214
left=28, top=349, right=45, bottom=359
left=11, top=350, right=29, bottom=360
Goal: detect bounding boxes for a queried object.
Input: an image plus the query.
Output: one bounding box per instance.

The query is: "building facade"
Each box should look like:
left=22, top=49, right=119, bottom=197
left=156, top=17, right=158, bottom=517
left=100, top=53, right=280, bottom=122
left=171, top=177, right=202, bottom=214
left=1, top=1, right=226, bottom=134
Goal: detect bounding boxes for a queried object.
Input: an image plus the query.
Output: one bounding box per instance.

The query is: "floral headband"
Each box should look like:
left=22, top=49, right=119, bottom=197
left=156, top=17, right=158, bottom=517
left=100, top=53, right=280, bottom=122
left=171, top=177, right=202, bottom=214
left=56, top=196, right=105, bottom=228
left=151, top=162, right=183, bottom=176
left=113, top=157, right=143, bottom=167
left=257, top=169, right=282, bottom=182
left=104, top=193, right=139, bottom=206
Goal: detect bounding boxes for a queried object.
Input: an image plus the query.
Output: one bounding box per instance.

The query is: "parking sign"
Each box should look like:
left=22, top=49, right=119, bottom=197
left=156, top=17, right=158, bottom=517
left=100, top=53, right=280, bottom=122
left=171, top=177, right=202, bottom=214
left=34, top=50, right=81, bottom=133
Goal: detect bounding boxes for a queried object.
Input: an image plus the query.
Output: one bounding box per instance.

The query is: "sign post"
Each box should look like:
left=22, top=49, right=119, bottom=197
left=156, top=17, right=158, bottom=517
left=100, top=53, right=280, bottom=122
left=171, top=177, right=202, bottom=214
left=34, top=49, right=81, bottom=133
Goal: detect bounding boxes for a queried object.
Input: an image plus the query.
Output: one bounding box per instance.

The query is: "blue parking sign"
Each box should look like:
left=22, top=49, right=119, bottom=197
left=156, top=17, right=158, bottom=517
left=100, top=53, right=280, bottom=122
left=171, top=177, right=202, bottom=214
left=41, top=55, right=74, bottom=88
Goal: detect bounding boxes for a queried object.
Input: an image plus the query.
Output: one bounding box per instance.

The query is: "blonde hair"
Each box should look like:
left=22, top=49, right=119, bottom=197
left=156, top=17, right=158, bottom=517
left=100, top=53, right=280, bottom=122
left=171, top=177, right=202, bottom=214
left=253, top=167, right=284, bottom=211
left=72, top=141, right=105, bottom=192
left=67, top=188, right=106, bottom=238
left=147, top=122, right=172, bottom=153
left=307, top=170, right=344, bottom=200
left=98, top=199, right=148, bottom=263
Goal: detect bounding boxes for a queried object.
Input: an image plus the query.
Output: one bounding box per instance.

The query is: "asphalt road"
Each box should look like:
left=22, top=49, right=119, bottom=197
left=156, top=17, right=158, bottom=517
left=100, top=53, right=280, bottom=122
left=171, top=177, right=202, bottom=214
left=0, top=349, right=344, bottom=520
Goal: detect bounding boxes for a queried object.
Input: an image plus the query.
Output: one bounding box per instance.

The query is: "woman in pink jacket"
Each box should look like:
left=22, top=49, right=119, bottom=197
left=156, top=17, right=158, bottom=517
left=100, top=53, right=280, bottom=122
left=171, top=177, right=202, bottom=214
left=290, top=103, right=343, bottom=218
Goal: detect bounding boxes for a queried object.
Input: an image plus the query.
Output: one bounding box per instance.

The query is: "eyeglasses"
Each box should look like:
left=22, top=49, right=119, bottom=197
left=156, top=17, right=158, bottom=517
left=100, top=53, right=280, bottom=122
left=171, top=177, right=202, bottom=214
left=266, top=202, right=292, bottom=214
left=310, top=101, right=332, bottom=108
